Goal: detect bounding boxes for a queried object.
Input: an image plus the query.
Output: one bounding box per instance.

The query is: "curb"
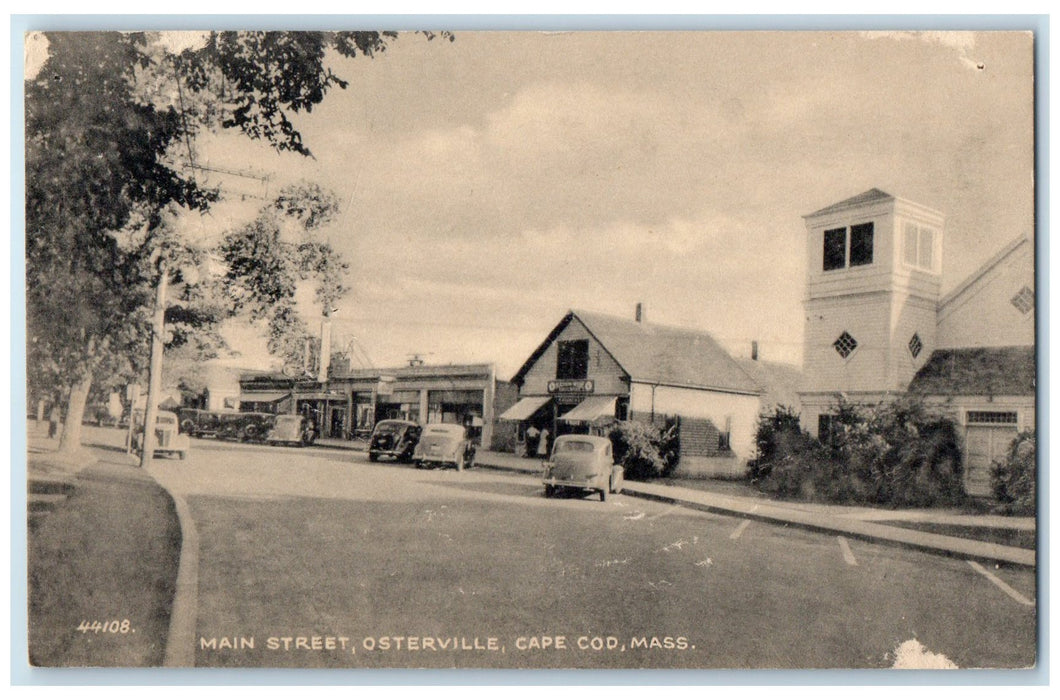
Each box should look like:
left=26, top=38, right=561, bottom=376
left=148, top=467, right=200, bottom=668
left=473, top=458, right=1036, bottom=570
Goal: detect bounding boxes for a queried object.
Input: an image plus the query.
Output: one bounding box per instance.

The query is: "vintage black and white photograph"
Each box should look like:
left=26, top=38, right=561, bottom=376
left=22, top=27, right=1037, bottom=671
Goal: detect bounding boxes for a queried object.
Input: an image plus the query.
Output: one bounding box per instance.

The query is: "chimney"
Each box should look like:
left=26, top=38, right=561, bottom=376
left=751, top=340, right=759, bottom=361
left=635, top=302, right=644, bottom=323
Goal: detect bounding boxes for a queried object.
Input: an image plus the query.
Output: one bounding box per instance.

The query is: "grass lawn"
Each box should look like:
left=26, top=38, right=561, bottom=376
left=27, top=457, right=182, bottom=667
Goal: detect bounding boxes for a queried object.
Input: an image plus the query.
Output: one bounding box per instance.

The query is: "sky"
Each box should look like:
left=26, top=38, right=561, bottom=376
left=29, top=29, right=1038, bottom=381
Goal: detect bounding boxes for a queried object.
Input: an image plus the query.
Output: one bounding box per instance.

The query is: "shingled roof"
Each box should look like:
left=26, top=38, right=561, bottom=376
left=512, top=309, right=760, bottom=395
left=907, top=346, right=1036, bottom=396
left=804, top=188, right=894, bottom=218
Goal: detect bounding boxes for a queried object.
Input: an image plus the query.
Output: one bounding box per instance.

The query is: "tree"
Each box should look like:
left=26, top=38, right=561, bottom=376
left=25, top=30, right=448, bottom=454
left=219, top=181, right=347, bottom=371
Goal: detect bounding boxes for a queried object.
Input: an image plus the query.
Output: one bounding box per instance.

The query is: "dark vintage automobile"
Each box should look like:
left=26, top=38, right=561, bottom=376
left=542, top=434, right=624, bottom=501
left=265, top=414, right=317, bottom=447
left=178, top=408, right=277, bottom=442
left=413, top=423, right=476, bottom=471
left=368, top=419, right=422, bottom=463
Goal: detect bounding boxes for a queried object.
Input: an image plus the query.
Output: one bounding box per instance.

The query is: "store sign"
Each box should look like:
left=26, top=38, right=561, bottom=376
left=547, top=379, right=594, bottom=394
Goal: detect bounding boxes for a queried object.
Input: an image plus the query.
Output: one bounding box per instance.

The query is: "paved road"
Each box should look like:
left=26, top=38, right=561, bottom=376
left=150, top=439, right=1037, bottom=670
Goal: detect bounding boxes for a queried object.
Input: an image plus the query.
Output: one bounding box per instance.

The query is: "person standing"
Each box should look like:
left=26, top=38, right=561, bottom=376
left=537, top=427, right=550, bottom=457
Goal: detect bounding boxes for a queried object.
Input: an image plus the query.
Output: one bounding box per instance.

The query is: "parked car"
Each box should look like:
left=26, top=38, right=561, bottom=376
left=132, top=410, right=191, bottom=460
left=368, top=419, right=422, bottom=463
left=413, top=423, right=476, bottom=471
left=542, top=434, right=624, bottom=501
left=265, top=414, right=316, bottom=447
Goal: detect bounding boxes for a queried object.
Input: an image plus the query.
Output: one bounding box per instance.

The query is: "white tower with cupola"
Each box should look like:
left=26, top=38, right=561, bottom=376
left=798, top=189, right=944, bottom=437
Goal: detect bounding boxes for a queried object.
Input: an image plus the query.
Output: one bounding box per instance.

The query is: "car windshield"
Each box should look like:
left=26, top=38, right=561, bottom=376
left=374, top=423, right=404, bottom=435
left=426, top=426, right=461, bottom=436
left=554, top=440, right=597, bottom=454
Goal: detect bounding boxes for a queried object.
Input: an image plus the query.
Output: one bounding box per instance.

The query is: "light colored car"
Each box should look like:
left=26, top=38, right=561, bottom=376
left=132, top=411, right=191, bottom=460
left=265, top=415, right=316, bottom=447
left=413, top=423, right=476, bottom=471
left=542, top=434, right=624, bottom=501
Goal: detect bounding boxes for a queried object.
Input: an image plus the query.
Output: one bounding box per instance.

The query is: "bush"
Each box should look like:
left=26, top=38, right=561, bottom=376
left=749, top=404, right=804, bottom=482
left=750, top=397, right=966, bottom=508
left=608, top=419, right=679, bottom=481
left=991, top=430, right=1036, bottom=515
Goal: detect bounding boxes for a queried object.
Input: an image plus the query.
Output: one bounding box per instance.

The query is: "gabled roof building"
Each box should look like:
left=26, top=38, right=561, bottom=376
left=503, top=307, right=770, bottom=476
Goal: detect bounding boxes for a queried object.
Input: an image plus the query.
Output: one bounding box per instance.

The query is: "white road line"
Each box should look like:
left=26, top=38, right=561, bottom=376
left=729, top=519, right=750, bottom=540
left=967, top=560, right=1035, bottom=607
left=837, top=536, right=858, bottom=566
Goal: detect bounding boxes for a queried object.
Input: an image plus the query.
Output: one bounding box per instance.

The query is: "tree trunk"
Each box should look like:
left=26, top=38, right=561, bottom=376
left=58, top=372, right=92, bottom=453
left=139, top=263, right=168, bottom=469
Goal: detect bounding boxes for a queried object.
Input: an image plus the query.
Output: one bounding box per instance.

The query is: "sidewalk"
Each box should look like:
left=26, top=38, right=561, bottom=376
left=470, top=449, right=1036, bottom=569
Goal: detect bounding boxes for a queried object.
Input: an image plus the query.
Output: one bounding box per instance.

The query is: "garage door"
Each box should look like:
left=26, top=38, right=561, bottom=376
left=964, top=411, right=1019, bottom=497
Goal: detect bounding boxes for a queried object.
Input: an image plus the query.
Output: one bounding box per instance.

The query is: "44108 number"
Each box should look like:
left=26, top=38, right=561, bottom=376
left=77, top=619, right=133, bottom=634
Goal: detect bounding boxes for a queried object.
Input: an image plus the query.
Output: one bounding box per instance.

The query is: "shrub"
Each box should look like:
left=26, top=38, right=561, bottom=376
left=749, top=405, right=804, bottom=482
left=750, top=397, right=965, bottom=508
left=991, top=430, right=1036, bottom=515
left=608, top=420, right=675, bottom=480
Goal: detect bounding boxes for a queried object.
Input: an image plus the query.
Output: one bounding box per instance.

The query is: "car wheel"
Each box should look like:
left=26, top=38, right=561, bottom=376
left=368, top=452, right=379, bottom=462
left=455, top=453, right=465, bottom=472
left=600, top=488, right=607, bottom=502
left=544, top=485, right=555, bottom=498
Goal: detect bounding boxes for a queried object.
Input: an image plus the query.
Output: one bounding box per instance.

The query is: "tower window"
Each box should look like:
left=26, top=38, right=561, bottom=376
left=1011, top=286, right=1034, bottom=314
left=849, top=223, right=874, bottom=266
left=822, top=223, right=874, bottom=271
left=833, top=331, right=858, bottom=359
left=908, top=333, right=923, bottom=359
left=823, top=228, right=847, bottom=271
left=903, top=222, right=936, bottom=271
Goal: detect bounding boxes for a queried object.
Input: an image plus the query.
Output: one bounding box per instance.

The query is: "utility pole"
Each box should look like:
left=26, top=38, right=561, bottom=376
left=139, top=259, right=168, bottom=469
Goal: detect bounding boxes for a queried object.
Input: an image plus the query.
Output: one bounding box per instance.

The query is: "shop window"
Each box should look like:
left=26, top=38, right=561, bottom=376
left=833, top=331, right=858, bottom=359
left=557, top=339, right=589, bottom=379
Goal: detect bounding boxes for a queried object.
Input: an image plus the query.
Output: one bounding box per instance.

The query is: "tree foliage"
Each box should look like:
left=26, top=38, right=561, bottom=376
left=25, top=30, right=443, bottom=447
left=219, top=181, right=348, bottom=369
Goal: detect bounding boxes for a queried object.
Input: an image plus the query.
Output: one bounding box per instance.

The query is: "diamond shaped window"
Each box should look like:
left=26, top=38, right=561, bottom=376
left=1011, top=286, right=1034, bottom=314
left=833, top=332, right=858, bottom=359
left=908, top=333, right=923, bottom=359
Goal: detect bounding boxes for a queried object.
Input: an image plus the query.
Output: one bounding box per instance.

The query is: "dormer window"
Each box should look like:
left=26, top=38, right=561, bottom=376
left=822, top=222, right=874, bottom=271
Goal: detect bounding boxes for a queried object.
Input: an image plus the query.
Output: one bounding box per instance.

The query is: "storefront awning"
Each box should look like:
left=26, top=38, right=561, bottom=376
left=498, top=396, right=552, bottom=421
left=559, top=396, right=617, bottom=423
left=239, top=392, right=290, bottom=403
